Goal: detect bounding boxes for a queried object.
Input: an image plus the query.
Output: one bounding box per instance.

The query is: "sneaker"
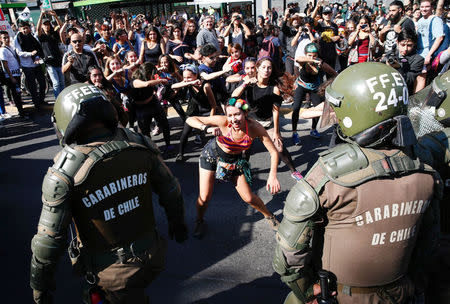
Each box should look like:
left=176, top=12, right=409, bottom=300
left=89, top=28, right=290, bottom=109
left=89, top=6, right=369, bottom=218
left=194, top=134, right=202, bottom=145
left=175, top=153, right=184, bottom=162
left=310, top=129, right=321, bottom=139
left=151, top=126, right=160, bottom=136
left=193, top=219, right=207, bottom=239
left=265, top=215, right=280, bottom=231
left=292, top=132, right=301, bottom=146
left=291, top=171, right=303, bottom=182
left=1, top=113, right=12, bottom=119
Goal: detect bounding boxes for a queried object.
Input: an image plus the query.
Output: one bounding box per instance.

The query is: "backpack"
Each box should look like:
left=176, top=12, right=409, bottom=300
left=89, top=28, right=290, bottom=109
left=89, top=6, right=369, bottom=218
left=258, top=37, right=276, bottom=61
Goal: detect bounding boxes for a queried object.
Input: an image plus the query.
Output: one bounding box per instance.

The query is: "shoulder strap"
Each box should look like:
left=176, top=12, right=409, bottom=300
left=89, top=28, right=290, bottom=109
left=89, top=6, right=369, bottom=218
left=70, top=129, right=158, bottom=185
left=315, top=143, right=435, bottom=189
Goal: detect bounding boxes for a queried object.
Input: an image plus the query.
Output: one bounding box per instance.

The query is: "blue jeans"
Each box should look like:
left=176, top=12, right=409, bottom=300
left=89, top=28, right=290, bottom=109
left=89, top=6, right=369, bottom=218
left=22, top=66, right=46, bottom=109
left=0, top=85, right=5, bottom=114
left=47, top=65, right=64, bottom=98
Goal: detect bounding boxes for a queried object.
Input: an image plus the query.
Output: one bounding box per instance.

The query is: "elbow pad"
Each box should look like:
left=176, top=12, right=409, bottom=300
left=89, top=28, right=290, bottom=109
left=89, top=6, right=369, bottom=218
left=276, top=179, right=319, bottom=253
left=30, top=168, right=72, bottom=291
left=273, top=179, right=320, bottom=304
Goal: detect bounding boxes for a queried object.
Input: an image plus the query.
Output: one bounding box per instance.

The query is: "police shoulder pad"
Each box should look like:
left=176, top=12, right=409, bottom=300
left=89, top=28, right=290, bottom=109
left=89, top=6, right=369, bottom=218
left=318, top=143, right=372, bottom=187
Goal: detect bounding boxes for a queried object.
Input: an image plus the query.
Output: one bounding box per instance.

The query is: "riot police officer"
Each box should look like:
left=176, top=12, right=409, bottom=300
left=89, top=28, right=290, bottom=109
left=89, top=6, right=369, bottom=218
left=272, top=63, right=443, bottom=304
left=409, top=69, right=450, bottom=303
left=30, top=83, right=188, bottom=304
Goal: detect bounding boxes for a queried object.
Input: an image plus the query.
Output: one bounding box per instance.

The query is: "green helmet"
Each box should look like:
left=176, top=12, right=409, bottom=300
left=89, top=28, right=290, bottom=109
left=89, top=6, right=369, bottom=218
left=326, top=62, right=412, bottom=147
left=409, top=69, right=450, bottom=128
left=53, top=83, right=118, bottom=145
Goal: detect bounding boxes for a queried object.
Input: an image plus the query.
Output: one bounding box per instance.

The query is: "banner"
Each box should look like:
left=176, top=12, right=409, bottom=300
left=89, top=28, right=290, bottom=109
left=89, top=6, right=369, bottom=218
left=41, top=0, right=52, bottom=11
left=0, top=8, right=15, bottom=37
left=17, top=7, right=31, bottom=21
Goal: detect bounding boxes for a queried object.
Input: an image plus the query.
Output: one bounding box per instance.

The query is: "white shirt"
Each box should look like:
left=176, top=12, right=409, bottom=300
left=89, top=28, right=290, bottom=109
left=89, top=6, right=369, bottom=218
left=0, top=45, right=21, bottom=77
left=13, top=33, right=39, bottom=68
left=294, top=36, right=314, bottom=67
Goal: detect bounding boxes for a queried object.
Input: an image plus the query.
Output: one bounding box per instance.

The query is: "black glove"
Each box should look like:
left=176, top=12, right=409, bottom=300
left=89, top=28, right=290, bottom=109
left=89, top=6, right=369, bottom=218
left=33, top=290, right=53, bottom=304
left=169, top=221, right=188, bottom=243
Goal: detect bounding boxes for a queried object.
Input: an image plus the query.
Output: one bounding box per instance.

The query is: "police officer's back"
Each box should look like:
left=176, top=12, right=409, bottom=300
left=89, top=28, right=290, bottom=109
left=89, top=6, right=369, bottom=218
left=273, top=63, right=442, bottom=304
left=30, top=83, right=187, bottom=303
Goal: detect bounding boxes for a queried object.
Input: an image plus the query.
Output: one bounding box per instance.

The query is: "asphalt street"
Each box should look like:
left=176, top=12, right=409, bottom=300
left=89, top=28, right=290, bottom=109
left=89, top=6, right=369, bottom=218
left=0, top=95, right=333, bottom=304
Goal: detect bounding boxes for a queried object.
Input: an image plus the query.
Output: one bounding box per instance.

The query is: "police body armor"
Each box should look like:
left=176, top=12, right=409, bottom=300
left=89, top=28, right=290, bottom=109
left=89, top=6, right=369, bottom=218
left=414, top=128, right=450, bottom=233
left=31, top=128, right=181, bottom=291
left=273, top=142, right=442, bottom=304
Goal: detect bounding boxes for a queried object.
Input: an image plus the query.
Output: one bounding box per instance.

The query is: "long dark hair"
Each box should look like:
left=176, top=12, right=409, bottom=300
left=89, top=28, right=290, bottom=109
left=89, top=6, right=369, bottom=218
left=256, top=57, right=280, bottom=86
left=132, top=61, right=157, bottom=81
left=158, top=54, right=178, bottom=74
left=170, top=24, right=184, bottom=40
left=145, top=25, right=161, bottom=43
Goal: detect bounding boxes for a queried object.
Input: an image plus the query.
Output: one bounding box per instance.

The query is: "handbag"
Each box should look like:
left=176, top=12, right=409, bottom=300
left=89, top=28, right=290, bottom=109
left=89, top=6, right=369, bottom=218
left=347, top=46, right=359, bottom=65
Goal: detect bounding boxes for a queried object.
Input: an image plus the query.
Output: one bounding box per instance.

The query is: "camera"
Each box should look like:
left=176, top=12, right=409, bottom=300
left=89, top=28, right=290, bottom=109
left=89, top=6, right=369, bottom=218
left=289, top=8, right=294, bottom=14
left=360, top=24, right=367, bottom=29
left=381, top=49, right=401, bottom=69
left=301, top=27, right=308, bottom=33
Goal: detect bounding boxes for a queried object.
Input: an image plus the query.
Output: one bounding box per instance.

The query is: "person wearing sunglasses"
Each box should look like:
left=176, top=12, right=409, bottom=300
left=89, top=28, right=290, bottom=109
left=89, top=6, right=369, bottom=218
left=62, top=33, right=99, bottom=84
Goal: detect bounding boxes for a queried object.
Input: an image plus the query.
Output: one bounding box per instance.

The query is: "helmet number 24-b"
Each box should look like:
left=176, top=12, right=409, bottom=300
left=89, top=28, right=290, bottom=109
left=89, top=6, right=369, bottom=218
left=374, top=86, right=408, bottom=112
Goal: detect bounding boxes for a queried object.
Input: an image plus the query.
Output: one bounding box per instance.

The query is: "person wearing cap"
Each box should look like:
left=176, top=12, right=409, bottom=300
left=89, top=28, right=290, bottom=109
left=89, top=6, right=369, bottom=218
left=292, top=42, right=336, bottom=145
left=255, top=15, right=265, bottom=47
left=311, top=2, right=340, bottom=75
left=37, top=10, right=65, bottom=98
left=59, top=14, right=85, bottom=48
left=172, top=63, right=217, bottom=162
left=14, top=20, right=47, bottom=112
left=281, top=9, right=303, bottom=77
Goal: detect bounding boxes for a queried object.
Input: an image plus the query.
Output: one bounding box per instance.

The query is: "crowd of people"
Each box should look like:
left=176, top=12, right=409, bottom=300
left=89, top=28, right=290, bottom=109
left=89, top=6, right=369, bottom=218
left=1, top=0, right=449, bottom=137
left=2, top=0, right=449, bottom=236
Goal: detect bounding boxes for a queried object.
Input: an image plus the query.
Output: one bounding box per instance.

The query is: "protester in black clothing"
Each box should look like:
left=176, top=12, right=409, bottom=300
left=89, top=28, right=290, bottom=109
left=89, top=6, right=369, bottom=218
left=281, top=10, right=302, bottom=76
left=173, top=64, right=217, bottom=162
left=379, top=0, right=416, bottom=54
left=62, top=33, right=98, bottom=84
left=36, top=10, right=64, bottom=98
left=386, top=28, right=424, bottom=94
left=14, top=21, right=47, bottom=111
left=232, top=58, right=303, bottom=181
left=311, top=5, right=340, bottom=74
left=130, top=62, right=172, bottom=152
left=255, top=15, right=265, bottom=47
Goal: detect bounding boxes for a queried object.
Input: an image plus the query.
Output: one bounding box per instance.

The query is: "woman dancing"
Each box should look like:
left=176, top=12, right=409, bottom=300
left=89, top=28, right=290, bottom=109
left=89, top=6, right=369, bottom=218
left=186, top=97, right=281, bottom=238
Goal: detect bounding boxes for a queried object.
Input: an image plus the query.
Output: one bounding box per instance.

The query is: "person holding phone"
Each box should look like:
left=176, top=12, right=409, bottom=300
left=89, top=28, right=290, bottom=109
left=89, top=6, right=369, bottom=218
left=222, top=13, right=251, bottom=53
left=348, top=15, right=376, bottom=64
